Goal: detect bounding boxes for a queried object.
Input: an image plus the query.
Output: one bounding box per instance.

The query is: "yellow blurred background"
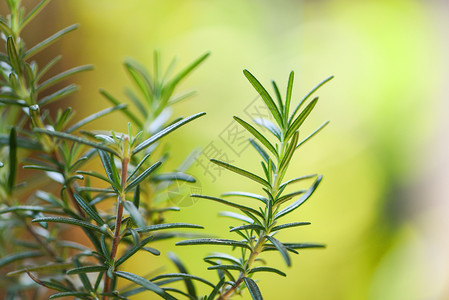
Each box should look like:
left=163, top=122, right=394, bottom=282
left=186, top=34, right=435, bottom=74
left=15, top=0, right=449, bottom=299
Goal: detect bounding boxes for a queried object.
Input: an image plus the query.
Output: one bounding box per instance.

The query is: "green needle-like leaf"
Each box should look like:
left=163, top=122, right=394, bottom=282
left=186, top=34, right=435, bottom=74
left=25, top=24, right=79, bottom=58
left=243, top=69, right=283, bottom=129
left=289, top=75, right=333, bottom=125
left=191, top=194, right=263, bottom=218
left=73, top=193, right=104, bottom=225
left=66, top=265, right=107, bottom=275
left=266, top=236, right=291, bottom=267
left=249, top=266, right=286, bottom=277
left=243, top=277, right=263, bottom=300
left=66, top=104, right=126, bottom=133
left=134, top=223, right=203, bottom=234
left=285, top=97, right=318, bottom=141
left=271, top=222, right=311, bottom=232
left=38, top=65, right=94, bottom=92
left=34, top=128, right=119, bottom=156
left=151, top=272, right=215, bottom=289
left=296, top=121, right=329, bottom=149
left=133, top=112, right=206, bottom=154
left=274, top=175, right=322, bottom=220
left=125, top=161, right=162, bottom=192
left=0, top=251, right=43, bottom=268
left=207, top=264, right=244, bottom=272
left=122, top=200, right=146, bottom=228
left=210, top=159, right=270, bottom=188
left=167, top=252, right=197, bottom=297
left=284, top=71, right=294, bottom=127
left=114, top=271, right=176, bottom=300
left=7, top=262, right=73, bottom=276
left=116, top=236, right=153, bottom=267
left=234, top=116, right=278, bottom=157
left=222, top=191, right=268, bottom=204
left=49, top=292, right=91, bottom=299
left=32, top=217, right=106, bottom=234
left=176, top=238, right=251, bottom=250
left=7, top=127, right=17, bottom=194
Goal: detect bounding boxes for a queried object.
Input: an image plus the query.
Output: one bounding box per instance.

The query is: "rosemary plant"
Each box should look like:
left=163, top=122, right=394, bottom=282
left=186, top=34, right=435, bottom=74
left=176, top=70, right=332, bottom=300
left=0, top=0, right=209, bottom=299
left=0, top=0, right=331, bottom=299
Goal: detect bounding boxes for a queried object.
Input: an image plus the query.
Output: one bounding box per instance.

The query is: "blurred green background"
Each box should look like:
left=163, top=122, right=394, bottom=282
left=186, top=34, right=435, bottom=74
left=17, top=0, right=449, bottom=299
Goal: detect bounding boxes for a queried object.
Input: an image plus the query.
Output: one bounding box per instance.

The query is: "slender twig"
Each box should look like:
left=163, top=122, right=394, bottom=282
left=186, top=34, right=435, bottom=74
left=103, top=144, right=129, bottom=300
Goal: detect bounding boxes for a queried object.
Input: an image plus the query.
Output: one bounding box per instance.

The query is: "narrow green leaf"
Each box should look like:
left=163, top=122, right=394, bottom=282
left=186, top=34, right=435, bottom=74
left=275, top=189, right=306, bottom=205
left=266, top=236, right=291, bottom=267
left=115, top=236, right=153, bottom=267
left=271, top=222, right=310, bottom=232
left=73, top=193, right=104, bottom=225
left=210, top=159, right=270, bottom=188
left=134, top=223, right=203, bottom=234
left=7, top=37, right=21, bottom=73
left=36, top=55, right=62, bottom=82
left=204, top=253, right=241, bottom=265
left=284, top=71, right=295, bottom=127
left=100, top=88, right=143, bottom=128
left=234, top=116, right=277, bottom=157
left=249, top=267, right=286, bottom=277
left=252, top=118, right=282, bottom=141
left=167, top=252, right=196, bottom=297
left=123, top=200, right=146, bottom=228
left=133, top=112, right=206, bottom=154
left=133, top=184, right=140, bottom=208
left=7, top=127, right=17, bottom=193
left=125, top=161, right=162, bottom=192
left=230, top=224, right=264, bottom=232
left=49, top=292, right=91, bottom=299
left=191, top=194, right=263, bottom=218
left=278, top=131, right=299, bottom=174
left=272, top=80, right=283, bottom=114
left=21, top=0, right=51, bottom=29
left=249, top=139, right=270, bottom=164
left=296, top=121, right=329, bottom=149
left=274, top=175, right=322, bottom=219
left=7, top=262, right=73, bottom=276
left=0, top=205, right=62, bottom=215
left=127, top=152, right=152, bottom=181
left=176, top=238, right=251, bottom=250
left=114, top=271, right=176, bottom=300
left=222, top=191, right=268, bottom=204
left=207, top=277, right=225, bottom=300
left=38, top=65, right=93, bottom=92
left=32, top=217, right=105, bottom=234
left=66, top=104, right=126, bottom=133
left=243, top=69, right=283, bottom=129
left=282, top=243, right=325, bottom=249
left=39, top=84, right=78, bottom=106
left=0, top=19, right=12, bottom=36
left=207, top=264, right=243, bottom=272
left=289, top=75, right=334, bottom=125
left=151, top=172, right=195, bottom=183
left=152, top=273, right=215, bottom=289
left=218, top=211, right=253, bottom=224
left=97, top=149, right=121, bottom=190
left=0, top=134, right=42, bottom=150
left=124, top=59, right=152, bottom=104
left=76, top=170, right=114, bottom=186
left=243, top=277, right=263, bottom=300
left=33, top=128, right=119, bottom=156
left=25, top=24, right=79, bottom=58
left=279, top=174, right=317, bottom=189
left=285, top=97, right=318, bottom=141
left=0, top=251, right=43, bottom=268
